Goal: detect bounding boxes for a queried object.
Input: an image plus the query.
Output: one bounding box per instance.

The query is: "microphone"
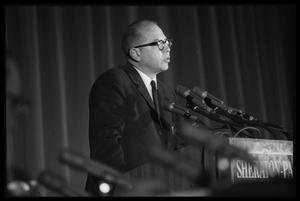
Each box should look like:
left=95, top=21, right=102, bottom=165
left=192, top=86, right=258, bottom=122
left=192, top=86, right=260, bottom=123
left=38, top=170, right=90, bottom=196
left=175, top=85, right=215, bottom=114
left=223, top=106, right=257, bottom=122
left=59, top=149, right=133, bottom=189
left=224, top=106, right=242, bottom=116
left=7, top=180, right=41, bottom=197
left=161, top=100, right=202, bottom=124
left=192, top=86, right=225, bottom=109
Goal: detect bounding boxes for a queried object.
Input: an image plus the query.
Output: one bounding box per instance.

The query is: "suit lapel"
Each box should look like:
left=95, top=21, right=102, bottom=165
left=124, top=64, right=155, bottom=109
left=124, top=63, right=172, bottom=130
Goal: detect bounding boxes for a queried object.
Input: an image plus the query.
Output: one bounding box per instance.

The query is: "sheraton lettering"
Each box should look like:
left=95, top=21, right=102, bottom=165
left=235, top=160, right=293, bottom=179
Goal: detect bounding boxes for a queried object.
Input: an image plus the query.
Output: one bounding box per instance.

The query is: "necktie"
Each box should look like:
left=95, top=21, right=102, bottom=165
left=151, top=80, right=160, bottom=119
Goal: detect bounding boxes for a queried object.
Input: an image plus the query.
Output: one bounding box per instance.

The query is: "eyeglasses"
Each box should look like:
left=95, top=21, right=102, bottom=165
left=133, top=38, right=173, bottom=51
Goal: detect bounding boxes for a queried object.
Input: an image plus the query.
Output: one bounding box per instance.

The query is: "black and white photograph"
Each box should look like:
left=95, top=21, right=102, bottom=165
left=5, top=4, right=295, bottom=197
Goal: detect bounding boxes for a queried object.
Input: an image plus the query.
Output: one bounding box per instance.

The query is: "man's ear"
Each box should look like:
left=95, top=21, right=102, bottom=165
left=128, top=48, right=141, bottom=62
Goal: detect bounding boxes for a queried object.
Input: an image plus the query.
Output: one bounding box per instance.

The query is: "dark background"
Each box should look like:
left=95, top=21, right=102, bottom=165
left=5, top=5, right=295, bottom=196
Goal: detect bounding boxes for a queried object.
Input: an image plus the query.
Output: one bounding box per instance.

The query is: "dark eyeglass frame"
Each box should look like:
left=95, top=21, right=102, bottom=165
left=133, top=38, right=173, bottom=51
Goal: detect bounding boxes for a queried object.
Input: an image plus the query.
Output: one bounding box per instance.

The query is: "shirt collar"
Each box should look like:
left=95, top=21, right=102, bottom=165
left=133, top=66, right=157, bottom=99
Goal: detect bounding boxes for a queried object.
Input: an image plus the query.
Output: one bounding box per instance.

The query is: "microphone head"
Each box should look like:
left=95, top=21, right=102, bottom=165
left=225, top=106, right=242, bottom=115
left=175, top=85, right=191, bottom=98
left=161, top=100, right=175, bottom=112
left=193, top=86, right=225, bottom=106
left=192, top=86, right=206, bottom=99
left=7, top=180, right=37, bottom=197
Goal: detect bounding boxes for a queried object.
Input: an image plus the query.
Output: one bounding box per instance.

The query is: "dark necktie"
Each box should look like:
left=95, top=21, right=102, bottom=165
left=151, top=80, right=160, bottom=119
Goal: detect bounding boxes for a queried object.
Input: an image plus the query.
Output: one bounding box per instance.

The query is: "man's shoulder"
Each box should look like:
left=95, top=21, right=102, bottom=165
left=91, top=64, right=134, bottom=88
left=95, top=64, right=129, bottom=81
left=101, top=65, right=127, bottom=76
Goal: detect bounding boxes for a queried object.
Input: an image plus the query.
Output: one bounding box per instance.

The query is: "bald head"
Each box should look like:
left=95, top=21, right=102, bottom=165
left=122, top=20, right=158, bottom=56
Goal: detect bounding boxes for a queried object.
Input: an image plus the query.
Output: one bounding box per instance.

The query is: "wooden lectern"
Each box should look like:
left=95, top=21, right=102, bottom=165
left=121, top=137, right=293, bottom=196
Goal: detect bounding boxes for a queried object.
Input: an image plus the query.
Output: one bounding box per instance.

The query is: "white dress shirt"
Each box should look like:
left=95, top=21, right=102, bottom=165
left=133, top=67, right=157, bottom=101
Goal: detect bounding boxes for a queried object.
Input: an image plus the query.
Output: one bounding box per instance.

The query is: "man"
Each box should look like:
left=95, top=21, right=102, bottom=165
left=85, top=20, right=186, bottom=196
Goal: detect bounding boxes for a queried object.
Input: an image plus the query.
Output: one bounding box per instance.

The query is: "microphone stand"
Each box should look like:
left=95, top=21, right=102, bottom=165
left=212, top=103, right=290, bottom=140
left=177, top=85, right=291, bottom=140
left=185, top=97, right=251, bottom=136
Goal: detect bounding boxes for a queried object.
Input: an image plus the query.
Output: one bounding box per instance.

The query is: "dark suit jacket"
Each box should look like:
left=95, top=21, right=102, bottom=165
left=85, top=62, right=185, bottom=195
